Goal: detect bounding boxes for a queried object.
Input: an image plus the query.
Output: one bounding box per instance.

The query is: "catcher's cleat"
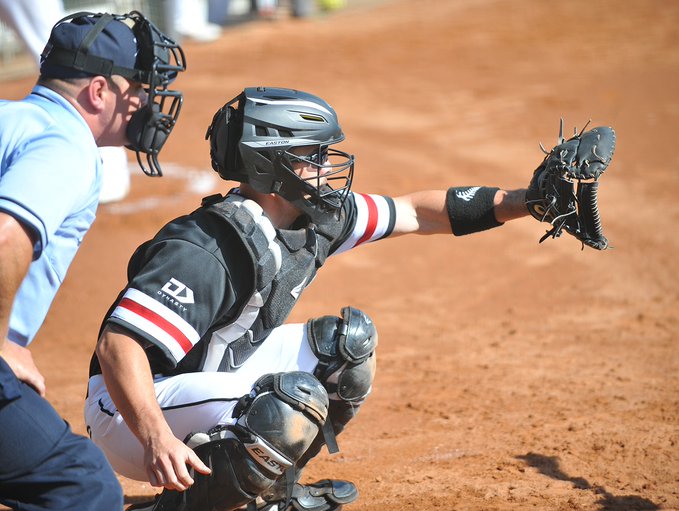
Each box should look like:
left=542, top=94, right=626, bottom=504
left=124, top=479, right=357, bottom=511
left=258, top=479, right=358, bottom=511
left=125, top=493, right=184, bottom=511
left=124, top=492, right=187, bottom=511
left=125, top=498, right=157, bottom=511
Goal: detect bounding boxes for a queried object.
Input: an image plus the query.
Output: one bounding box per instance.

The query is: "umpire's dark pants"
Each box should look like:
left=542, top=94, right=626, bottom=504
left=0, top=357, right=123, bottom=510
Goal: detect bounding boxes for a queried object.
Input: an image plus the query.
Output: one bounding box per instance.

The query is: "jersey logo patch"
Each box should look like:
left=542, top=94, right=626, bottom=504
left=161, top=278, right=195, bottom=304
left=455, top=186, right=481, bottom=202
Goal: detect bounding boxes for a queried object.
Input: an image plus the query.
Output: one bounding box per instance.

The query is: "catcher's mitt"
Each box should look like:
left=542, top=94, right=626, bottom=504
left=526, top=119, right=616, bottom=250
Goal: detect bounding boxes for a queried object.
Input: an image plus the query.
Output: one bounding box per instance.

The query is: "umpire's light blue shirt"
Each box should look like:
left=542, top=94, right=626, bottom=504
left=0, top=85, right=102, bottom=346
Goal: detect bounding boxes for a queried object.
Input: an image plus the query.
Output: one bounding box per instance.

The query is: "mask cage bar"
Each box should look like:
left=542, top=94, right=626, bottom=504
left=41, top=10, right=186, bottom=177
left=135, top=88, right=184, bottom=177
left=284, top=146, right=355, bottom=213
left=128, top=10, right=186, bottom=176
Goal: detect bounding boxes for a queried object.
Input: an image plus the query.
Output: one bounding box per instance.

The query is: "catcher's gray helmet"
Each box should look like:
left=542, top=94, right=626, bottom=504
left=205, top=87, right=354, bottom=221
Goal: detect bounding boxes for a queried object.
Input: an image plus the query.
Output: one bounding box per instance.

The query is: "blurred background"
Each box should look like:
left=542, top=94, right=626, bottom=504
left=1, top=1, right=677, bottom=509
left=0, top=0, right=358, bottom=80
left=0, top=0, right=368, bottom=203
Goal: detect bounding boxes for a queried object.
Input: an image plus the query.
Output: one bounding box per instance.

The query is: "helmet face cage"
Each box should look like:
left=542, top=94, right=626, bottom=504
left=130, top=85, right=183, bottom=177
left=207, top=87, right=354, bottom=221
left=42, top=11, right=186, bottom=177
left=126, top=10, right=186, bottom=176
left=278, top=145, right=354, bottom=214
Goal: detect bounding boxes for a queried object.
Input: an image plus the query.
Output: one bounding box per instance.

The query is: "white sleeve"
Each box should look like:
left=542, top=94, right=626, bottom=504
left=332, top=192, right=396, bottom=256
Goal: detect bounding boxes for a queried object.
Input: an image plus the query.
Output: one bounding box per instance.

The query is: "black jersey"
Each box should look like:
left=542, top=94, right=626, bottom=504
left=89, top=191, right=396, bottom=377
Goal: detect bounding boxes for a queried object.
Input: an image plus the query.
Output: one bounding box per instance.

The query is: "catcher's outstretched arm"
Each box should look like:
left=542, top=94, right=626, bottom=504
left=494, top=189, right=529, bottom=223
left=390, top=188, right=528, bottom=237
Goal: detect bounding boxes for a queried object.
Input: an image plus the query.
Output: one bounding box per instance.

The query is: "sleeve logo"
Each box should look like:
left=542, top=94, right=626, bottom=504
left=160, top=278, right=195, bottom=305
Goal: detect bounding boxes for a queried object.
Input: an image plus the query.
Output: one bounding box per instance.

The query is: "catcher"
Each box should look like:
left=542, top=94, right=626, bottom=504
left=84, top=87, right=615, bottom=511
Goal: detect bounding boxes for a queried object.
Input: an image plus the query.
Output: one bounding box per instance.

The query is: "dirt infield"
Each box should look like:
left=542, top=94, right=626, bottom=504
left=2, top=0, right=678, bottom=509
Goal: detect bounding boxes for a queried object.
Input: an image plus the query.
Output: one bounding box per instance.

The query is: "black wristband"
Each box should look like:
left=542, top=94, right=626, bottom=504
left=446, top=186, right=503, bottom=236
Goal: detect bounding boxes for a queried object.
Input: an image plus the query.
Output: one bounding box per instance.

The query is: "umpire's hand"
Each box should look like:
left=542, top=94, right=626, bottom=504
left=0, top=340, right=46, bottom=396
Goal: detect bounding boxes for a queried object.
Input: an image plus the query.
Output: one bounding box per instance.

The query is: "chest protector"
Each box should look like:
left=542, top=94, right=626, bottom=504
left=201, top=194, right=345, bottom=372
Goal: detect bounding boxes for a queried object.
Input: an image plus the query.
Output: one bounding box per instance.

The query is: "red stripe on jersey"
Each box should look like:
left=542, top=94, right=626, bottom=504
left=356, top=193, right=379, bottom=246
left=118, top=297, right=193, bottom=355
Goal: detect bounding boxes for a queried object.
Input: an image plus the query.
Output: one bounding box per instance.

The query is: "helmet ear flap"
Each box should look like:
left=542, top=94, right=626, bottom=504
left=206, top=96, right=243, bottom=180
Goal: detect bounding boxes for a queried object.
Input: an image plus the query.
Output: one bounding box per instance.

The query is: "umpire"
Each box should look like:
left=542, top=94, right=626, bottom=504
left=0, top=11, right=185, bottom=510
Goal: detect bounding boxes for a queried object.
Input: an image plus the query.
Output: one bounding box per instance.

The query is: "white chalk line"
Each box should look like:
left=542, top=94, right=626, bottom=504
left=103, top=163, right=221, bottom=216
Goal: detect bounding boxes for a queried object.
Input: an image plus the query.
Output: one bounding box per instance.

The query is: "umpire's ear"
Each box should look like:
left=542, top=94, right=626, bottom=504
left=83, top=75, right=110, bottom=114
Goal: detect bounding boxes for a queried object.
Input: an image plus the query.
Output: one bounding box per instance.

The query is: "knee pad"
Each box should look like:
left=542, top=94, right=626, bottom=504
left=146, top=372, right=329, bottom=511
left=234, top=371, right=329, bottom=466
left=307, top=306, right=378, bottom=404
left=298, top=307, right=377, bottom=462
